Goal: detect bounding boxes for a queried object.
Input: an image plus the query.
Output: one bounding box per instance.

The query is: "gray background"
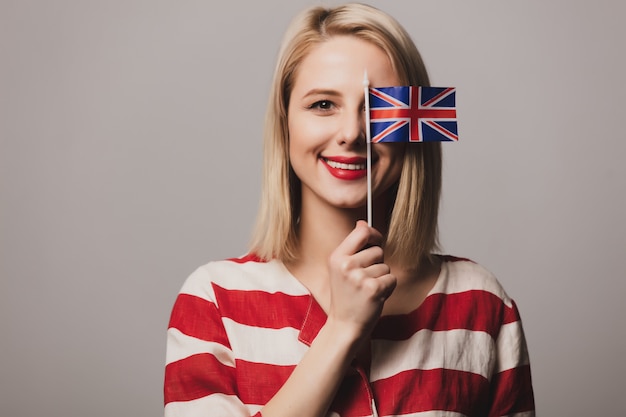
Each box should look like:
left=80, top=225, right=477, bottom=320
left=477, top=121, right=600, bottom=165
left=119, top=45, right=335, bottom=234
left=1, top=0, right=624, bottom=416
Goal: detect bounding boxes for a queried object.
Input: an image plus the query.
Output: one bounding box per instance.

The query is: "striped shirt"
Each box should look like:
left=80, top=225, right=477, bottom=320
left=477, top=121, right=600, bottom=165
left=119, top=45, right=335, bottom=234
left=164, top=254, right=535, bottom=417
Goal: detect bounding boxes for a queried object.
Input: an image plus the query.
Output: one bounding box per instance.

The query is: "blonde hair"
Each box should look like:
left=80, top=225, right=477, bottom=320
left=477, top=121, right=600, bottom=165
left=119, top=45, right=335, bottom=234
left=250, top=3, right=442, bottom=265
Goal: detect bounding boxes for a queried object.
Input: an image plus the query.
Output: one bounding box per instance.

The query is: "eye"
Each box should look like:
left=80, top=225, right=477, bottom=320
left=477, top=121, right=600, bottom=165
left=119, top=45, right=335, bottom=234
left=309, top=100, right=334, bottom=111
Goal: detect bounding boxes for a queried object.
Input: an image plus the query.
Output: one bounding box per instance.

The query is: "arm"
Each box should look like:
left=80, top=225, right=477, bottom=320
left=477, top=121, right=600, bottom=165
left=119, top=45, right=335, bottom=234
left=164, top=221, right=395, bottom=417
left=488, top=300, right=536, bottom=417
left=261, top=221, right=396, bottom=417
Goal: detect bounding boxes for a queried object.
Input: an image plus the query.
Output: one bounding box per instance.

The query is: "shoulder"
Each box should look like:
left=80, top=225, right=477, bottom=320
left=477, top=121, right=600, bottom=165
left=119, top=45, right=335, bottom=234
left=178, top=253, right=308, bottom=303
left=437, top=255, right=513, bottom=307
left=434, top=256, right=526, bottom=342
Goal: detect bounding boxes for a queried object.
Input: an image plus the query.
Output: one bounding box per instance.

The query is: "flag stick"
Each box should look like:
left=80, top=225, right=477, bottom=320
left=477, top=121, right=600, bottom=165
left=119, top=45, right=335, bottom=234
left=363, top=71, right=373, bottom=227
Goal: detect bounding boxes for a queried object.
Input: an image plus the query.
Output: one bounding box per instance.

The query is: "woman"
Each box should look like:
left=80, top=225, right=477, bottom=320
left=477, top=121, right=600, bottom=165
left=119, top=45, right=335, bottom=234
left=164, top=4, right=535, bottom=417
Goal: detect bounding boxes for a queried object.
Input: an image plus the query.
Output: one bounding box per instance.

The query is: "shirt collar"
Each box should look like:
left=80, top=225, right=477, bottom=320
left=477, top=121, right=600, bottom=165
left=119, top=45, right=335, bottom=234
left=298, top=296, right=328, bottom=346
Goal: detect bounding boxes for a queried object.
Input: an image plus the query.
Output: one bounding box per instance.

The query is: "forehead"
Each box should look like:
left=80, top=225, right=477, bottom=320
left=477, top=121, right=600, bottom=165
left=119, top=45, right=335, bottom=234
left=291, top=35, right=399, bottom=93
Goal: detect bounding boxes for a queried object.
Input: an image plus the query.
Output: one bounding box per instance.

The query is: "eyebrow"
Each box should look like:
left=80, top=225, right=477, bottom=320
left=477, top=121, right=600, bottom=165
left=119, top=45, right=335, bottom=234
left=301, top=88, right=342, bottom=99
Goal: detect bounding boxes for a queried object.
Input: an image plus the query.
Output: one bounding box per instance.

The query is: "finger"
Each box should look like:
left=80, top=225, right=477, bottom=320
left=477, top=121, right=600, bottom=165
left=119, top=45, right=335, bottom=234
left=356, top=220, right=383, bottom=247
left=332, top=246, right=384, bottom=278
left=341, top=262, right=389, bottom=286
left=361, top=263, right=391, bottom=279
left=377, top=274, right=397, bottom=300
left=350, top=245, right=385, bottom=269
left=362, top=273, right=397, bottom=300
left=334, top=221, right=383, bottom=256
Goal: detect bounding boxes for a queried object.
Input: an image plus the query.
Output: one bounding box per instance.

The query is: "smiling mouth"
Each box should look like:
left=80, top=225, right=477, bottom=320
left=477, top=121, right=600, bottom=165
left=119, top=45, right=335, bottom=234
left=322, top=158, right=367, bottom=171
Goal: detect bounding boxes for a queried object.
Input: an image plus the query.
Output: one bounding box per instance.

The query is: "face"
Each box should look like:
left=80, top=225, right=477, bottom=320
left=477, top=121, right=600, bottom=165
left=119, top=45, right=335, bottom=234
left=287, top=35, right=404, bottom=212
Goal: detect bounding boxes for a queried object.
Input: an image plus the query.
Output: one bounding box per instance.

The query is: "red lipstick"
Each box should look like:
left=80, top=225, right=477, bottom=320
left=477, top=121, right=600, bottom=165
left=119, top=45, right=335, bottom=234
left=320, top=156, right=368, bottom=180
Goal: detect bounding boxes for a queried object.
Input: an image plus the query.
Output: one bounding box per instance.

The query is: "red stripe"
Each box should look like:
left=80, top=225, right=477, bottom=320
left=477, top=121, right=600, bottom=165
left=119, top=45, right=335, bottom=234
left=164, top=353, right=236, bottom=405
left=213, top=284, right=310, bottom=329
left=298, top=298, right=327, bottom=345
left=374, top=290, right=518, bottom=340
left=168, top=293, right=231, bottom=347
left=488, top=365, right=535, bottom=417
left=210, top=283, right=520, bottom=339
left=331, top=368, right=378, bottom=416
left=226, top=253, right=266, bottom=264
left=505, top=299, right=523, bottom=324
left=212, top=281, right=518, bottom=339
left=373, top=368, right=490, bottom=417
left=236, top=361, right=374, bottom=416
left=235, top=359, right=295, bottom=405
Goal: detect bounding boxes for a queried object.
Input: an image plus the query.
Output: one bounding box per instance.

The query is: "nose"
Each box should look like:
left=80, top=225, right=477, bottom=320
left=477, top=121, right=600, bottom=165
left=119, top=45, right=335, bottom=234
left=337, top=106, right=366, bottom=147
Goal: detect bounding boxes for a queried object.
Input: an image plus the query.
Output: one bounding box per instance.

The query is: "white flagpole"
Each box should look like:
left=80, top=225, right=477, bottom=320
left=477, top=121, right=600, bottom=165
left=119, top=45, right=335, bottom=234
left=363, top=71, right=372, bottom=227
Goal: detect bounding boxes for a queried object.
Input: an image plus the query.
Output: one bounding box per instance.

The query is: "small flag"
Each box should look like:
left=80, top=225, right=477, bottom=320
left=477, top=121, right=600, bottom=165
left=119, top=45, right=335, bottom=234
left=369, top=86, right=458, bottom=143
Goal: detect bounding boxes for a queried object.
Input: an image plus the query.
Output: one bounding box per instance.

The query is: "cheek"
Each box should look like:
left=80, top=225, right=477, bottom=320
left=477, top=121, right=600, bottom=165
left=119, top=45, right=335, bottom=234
left=287, top=114, right=314, bottom=170
left=288, top=114, right=332, bottom=153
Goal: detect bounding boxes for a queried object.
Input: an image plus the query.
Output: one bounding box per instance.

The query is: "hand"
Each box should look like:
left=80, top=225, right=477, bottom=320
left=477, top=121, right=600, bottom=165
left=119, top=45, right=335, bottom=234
left=326, top=220, right=397, bottom=336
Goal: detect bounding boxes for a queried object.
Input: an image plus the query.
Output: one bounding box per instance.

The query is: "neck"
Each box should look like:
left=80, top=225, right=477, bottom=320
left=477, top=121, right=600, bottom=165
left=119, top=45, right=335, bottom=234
left=285, top=188, right=440, bottom=315
left=291, top=193, right=392, bottom=271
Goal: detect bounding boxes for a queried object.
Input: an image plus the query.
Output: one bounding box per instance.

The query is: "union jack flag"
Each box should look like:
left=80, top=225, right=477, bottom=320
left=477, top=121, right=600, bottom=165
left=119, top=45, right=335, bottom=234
left=369, top=86, right=458, bottom=143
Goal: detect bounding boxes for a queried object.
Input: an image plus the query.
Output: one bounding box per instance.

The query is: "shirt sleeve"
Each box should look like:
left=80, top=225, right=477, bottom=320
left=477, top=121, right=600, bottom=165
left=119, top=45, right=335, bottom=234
left=488, top=299, right=536, bottom=417
left=164, top=268, right=262, bottom=417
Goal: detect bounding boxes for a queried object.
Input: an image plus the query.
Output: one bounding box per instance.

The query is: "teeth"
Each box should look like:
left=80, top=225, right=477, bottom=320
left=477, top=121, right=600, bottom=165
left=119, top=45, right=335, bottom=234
left=325, top=159, right=366, bottom=170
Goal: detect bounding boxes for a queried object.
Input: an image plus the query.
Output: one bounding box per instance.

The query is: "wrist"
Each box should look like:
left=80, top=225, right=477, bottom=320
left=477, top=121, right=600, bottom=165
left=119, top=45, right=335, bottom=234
left=320, top=317, right=369, bottom=358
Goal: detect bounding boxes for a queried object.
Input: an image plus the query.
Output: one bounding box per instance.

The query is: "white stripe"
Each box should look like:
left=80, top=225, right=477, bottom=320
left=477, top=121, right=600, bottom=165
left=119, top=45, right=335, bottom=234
left=247, top=404, right=263, bottom=415
left=495, top=321, right=530, bottom=373
left=165, top=327, right=234, bottom=367
left=164, top=393, right=251, bottom=417
left=388, top=411, right=467, bottom=417
left=371, top=329, right=495, bottom=381
left=179, top=260, right=308, bottom=303
left=178, top=265, right=217, bottom=302
left=210, top=259, right=308, bottom=293
left=434, top=261, right=513, bottom=308
left=223, top=318, right=309, bottom=365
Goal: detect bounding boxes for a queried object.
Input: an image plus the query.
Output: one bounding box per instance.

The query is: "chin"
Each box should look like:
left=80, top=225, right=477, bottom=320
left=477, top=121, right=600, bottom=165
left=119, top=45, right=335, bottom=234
left=331, top=199, right=368, bottom=210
